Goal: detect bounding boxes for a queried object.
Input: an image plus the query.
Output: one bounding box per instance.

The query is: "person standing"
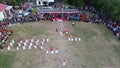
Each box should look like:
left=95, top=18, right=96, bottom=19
left=72, top=22, right=75, bottom=27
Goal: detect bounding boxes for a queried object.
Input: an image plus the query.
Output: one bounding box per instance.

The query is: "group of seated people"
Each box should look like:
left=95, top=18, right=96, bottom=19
left=105, top=21, right=120, bottom=40
left=81, top=6, right=120, bottom=40
left=0, top=22, right=13, bottom=47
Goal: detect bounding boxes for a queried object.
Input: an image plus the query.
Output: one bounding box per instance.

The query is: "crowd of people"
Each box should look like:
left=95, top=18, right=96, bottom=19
left=0, top=21, right=13, bottom=49
left=0, top=3, right=120, bottom=41
left=81, top=6, right=120, bottom=40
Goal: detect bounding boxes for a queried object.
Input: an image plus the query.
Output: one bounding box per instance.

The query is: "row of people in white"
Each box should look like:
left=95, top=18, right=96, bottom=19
left=7, top=38, right=66, bottom=66
left=17, top=37, right=49, bottom=47
left=45, top=48, right=59, bottom=54
left=8, top=43, right=44, bottom=50
left=68, top=36, right=81, bottom=41
left=18, top=37, right=49, bottom=45
left=7, top=37, right=50, bottom=50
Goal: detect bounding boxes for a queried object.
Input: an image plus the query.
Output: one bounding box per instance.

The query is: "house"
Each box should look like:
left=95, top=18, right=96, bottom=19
left=0, top=3, right=13, bottom=21
left=36, top=0, right=54, bottom=6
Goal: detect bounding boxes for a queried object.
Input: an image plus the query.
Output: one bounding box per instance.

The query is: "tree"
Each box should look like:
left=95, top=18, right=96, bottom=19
left=84, top=0, right=120, bottom=21
left=64, top=0, right=84, bottom=8
left=7, top=0, right=24, bottom=6
left=0, top=0, right=2, bottom=3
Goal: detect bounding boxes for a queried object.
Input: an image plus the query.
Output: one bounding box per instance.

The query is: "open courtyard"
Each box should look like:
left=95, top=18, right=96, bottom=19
left=0, top=21, right=120, bottom=68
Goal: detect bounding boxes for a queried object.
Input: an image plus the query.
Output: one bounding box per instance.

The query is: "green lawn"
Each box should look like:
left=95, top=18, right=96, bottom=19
left=68, top=22, right=120, bottom=68
left=0, top=52, right=15, bottom=68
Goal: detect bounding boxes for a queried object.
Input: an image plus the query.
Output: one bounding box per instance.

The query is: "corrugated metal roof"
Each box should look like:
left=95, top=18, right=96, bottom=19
left=0, top=3, right=8, bottom=12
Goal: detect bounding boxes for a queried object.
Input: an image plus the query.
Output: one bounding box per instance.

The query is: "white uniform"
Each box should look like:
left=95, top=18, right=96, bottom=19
left=37, top=38, right=39, bottom=42
left=26, top=39, right=29, bottom=43
left=71, top=37, right=74, bottom=41
left=68, top=36, right=71, bottom=41
left=45, top=49, right=49, bottom=54
left=22, top=46, right=25, bottom=50
left=20, top=40, right=23, bottom=43
left=40, top=45, right=43, bottom=49
left=18, top=43, right=21, bottom=46
left=31, top=38, right=34, bottom=43
left=41, top=41, right=44, bottom=46
left=16, top=46, right=19, bottom=50
left=62, top=60, right=66, bottom=66
left=10, top=42, right=13, bottom=46
left=55, top=48, right=58, bottom=53
left=60, top=31, right=63, bottom=36
left=7, top=46, right=10, bottom=51
left=75, top=37, right=78, bottom=41
left=46, top=38, right=49, bottom=42
left=78, top=37, right=81, bottom=41
left=28, top=45, right=32, bottom=50
left=42, top=38, right=45, bottom=43
left=12, top=40, right=15, bottom=44
left=50, top=48, right=54, bottom=54
left=24, top=42, right=27, bottom=46
left=30, top=42, right=33, bottom=46
left=34, top=44, right=37, bottom=49
left=36, top=41, right=39, bottom=45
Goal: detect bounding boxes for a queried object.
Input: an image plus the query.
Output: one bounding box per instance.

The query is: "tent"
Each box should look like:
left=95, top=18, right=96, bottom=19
left=0, top=12, right=5, bottom=21
left=6, top=6, right=13, bottom=10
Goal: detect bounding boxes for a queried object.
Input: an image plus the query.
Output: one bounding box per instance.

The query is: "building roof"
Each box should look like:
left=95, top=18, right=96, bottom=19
left=0, top=3, right=8, bottom=12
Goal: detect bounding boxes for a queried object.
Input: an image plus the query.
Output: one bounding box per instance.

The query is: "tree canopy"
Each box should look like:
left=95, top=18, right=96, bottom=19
left=64, top=0, right=120, bottom=21
left=3, top=0, right=25, bottom=6
left=64, top=0, right=84, bottom=8
left=84, top=0, right=120, bottom=21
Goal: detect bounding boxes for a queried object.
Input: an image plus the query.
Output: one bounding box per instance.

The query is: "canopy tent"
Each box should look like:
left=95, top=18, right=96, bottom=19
left=0, top=12, right=5, bottom=21
left=6, top=6, right=13, bottom=10
left=23, top=12, right=30, bottom=16
left=48, top=0, right=54, bottom=2
left=18, top=10, right=23, bottom=15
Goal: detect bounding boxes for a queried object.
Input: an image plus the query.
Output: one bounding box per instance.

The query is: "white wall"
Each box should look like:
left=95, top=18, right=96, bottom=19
left=0, top=12, right=5, bottom=21
left=36, top=0, right=54, bottom=6
left=48, top=0, right=54, bottom=2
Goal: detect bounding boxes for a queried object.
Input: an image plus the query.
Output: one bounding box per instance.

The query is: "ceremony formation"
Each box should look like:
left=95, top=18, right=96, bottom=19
left=0, top=0, right=120, bottom=68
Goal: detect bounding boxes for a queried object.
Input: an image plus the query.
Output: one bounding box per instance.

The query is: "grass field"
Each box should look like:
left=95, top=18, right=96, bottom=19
left=0, top=21, right=120, bottom=68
